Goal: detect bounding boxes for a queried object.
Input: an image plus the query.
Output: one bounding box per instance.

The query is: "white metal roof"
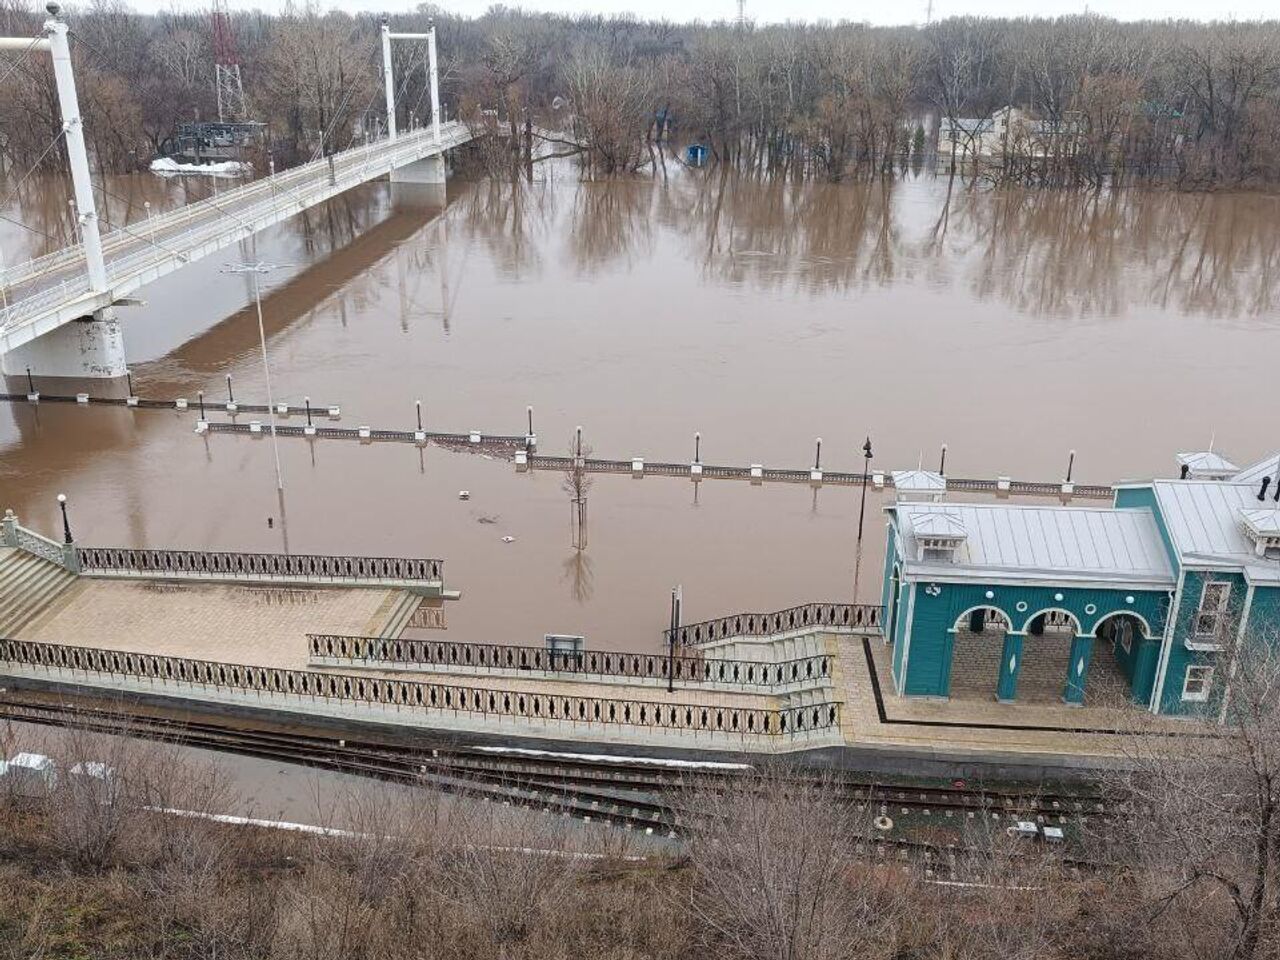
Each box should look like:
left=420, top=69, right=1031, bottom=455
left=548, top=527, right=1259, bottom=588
left=891, top=469, right=946, bottom=492
left=1151, top=479, right=1280, bottom=583
left=1241, top=508, right=1280, bottom=538
left=895, top=501, right=1176, bottom=587
left=912, top=512, right=967, bottom=538
left=1177, top=451, right=1239, bottom=477
left=8, top=752, right=52, bottom=770
left=1233, top=454, right=1280, bottom=486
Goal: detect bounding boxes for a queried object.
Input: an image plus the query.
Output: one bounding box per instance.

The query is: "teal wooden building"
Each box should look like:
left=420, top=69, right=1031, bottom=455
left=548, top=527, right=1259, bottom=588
left=882, top=451, right=1280, bottom=716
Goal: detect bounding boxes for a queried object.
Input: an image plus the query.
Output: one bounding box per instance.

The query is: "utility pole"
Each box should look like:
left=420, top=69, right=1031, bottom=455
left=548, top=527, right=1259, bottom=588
left=222, top=261, right=286, bottom=491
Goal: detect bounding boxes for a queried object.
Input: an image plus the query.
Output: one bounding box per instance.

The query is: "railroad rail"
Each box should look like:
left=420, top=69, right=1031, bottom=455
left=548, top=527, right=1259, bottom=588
left=0, top=696, right=1115, bottom=872
left=308, top=633, right=832, bottom=690
left=0, top=697, right=1110, bottom=821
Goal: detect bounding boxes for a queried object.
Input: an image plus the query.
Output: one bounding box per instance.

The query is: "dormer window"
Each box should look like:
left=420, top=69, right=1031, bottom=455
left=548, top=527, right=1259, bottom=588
left=912, top=512, right=967, bottom=563
left=921, top=539, right=959, bottom=563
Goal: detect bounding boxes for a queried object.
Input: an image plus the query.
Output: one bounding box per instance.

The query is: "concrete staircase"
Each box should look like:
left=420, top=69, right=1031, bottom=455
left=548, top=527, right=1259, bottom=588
left=0, top=547, right=78, bottom=637
left=375, top=591, right=422, bottom=639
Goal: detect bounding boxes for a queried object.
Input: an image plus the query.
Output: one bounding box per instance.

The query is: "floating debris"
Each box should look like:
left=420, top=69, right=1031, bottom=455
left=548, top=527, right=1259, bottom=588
left=501, top=535, right=515, bottom=543
left=458, top=490, right=470, bottom=500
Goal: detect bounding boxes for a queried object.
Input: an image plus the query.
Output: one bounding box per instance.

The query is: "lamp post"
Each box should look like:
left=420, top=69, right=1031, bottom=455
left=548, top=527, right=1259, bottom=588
left=667, top=584, right=682, bottom=693
left=857, top=436, right=874, bottom=543
left=222, top=260, right=286, bottom=490
left=57, top=493, right=72, bottom=544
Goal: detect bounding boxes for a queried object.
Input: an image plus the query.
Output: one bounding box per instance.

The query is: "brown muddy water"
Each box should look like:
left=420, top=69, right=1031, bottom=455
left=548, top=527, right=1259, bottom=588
left=2, top=167, right=1279, bottom=653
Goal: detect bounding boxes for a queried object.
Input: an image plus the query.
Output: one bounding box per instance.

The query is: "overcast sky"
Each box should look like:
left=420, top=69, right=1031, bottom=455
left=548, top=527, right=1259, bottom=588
left=164, top=0, right=1277, bottom=24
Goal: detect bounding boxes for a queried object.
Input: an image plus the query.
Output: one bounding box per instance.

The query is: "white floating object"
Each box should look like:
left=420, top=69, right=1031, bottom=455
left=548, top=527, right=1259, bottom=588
left=414, top=430, right=427, bottom=444
left=1061, top=482, right=1075, bottom=496
left=872, top=470, right=885, bottom=490
left=25, top=392, right=39, bottom=403
left=749, top=464, right=764, bottom=482
left=358, top=425, right=372, bottom=440
left=690, top=462, right=703, bottom=478
left=174, top=398, right=188, bottom=410
left=515, top=450, right=528, bottom=470
left=327, top=405, right=341, bottom=418
left=996, top=476, right=1012, bottom=492
left=225, top=401, right=238, bottom=413
left=502, top=536, right=515, bottom=543
left=75, top=392, right=89, bottom=404
left=459, top=490, right=471, bottom=500
left=275, top=403, right=289, bottom=415
left=194, top=420, right=209, bottom=434
left=249, top=420, right=263, bottom=434
left=125, top=396, right=139, bottom=407
left=469, top=430, right=482, bottom=444
left=525, top=432, right=537, bottom=447
left=631, top=457, right=644, bottom=476
left=810, top=469, right=823, bottom=486
left=303, top=425, right=317, bottom=437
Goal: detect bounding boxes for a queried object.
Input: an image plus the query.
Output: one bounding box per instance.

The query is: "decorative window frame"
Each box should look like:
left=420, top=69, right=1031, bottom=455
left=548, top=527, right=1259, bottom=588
left=1182, top=664, right=1214, bottom=703
left=1187, top=580, right=1232, bottom=652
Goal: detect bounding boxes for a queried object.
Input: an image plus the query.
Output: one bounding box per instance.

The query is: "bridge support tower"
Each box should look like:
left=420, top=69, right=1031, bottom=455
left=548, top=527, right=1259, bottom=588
left=1, top=5, right=128, bottom=383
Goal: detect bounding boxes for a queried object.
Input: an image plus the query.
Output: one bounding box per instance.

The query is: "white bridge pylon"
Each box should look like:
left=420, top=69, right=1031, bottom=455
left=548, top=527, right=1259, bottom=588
left=0, top=13, right=465, bottom=380
left=1, top=2, right=125, bottom=379
left=381, top=17, right=445, bottom=184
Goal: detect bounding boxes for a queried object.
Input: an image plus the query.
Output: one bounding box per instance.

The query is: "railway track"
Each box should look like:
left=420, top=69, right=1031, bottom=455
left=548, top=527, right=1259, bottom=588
left=0, top=695, right=1113, bottom=872
left=0, top=696, right=1113, bottom=817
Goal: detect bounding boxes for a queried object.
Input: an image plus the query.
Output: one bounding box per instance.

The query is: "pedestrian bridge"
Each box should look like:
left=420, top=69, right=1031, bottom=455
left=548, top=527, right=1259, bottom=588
left=0, top=121, right=474, bottom=362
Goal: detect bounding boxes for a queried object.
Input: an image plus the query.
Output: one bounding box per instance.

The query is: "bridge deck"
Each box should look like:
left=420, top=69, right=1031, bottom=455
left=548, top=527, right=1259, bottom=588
left=1, top=123, right=474, bottom=352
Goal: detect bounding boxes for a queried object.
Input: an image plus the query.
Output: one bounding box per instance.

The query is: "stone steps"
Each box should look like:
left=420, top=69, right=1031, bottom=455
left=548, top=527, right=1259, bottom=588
left=0, top=547, right=78, bottom=636
left=377, top=591, right=422, bottom=639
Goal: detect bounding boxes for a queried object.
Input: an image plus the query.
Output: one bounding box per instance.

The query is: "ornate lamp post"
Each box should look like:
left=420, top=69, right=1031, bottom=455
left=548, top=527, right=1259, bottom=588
left=57, top=493, right=72, bottom=543
left=857, top=437, right=873, bottom=543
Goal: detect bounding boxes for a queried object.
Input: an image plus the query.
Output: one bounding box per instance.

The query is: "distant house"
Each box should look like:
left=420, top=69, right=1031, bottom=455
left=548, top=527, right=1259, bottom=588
left=937, top=106, right=1084, bottom=172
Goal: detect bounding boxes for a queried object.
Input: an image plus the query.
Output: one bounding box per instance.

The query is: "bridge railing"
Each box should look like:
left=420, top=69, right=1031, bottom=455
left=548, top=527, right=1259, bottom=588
left=2, top=124, right=465, bottom=292
left=3, top=124, right=473, bottom=331
left=666, top=602, right=883, bottom=646
left=76, top=546, right=444, bottom=584
left=0, top=638, right=842, bottom=741
left=308, top=633, right=833, bottom=690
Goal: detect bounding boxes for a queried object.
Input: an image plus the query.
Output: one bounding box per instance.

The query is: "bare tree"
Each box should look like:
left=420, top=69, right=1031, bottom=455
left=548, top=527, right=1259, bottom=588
left=678, top=764, right=906, bottom=960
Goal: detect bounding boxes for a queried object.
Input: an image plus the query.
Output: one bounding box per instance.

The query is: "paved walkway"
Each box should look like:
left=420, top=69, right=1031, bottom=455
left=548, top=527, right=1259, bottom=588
left=16, top=580, right=401, bottom=667
left=11, top=579, right=781, bottom=710
left=833, top=635, right=1198, bottom=761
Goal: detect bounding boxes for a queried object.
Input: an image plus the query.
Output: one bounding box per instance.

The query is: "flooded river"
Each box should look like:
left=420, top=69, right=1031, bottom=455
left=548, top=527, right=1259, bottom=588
left=2, top=166, right=1279, bottom=652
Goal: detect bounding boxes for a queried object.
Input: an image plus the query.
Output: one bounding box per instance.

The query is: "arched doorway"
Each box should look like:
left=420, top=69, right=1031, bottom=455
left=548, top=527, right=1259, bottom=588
left=1019, top=609, right=1083, bottom=704
left=1093, top=612, right=1157, bottom=706
left=948, top=606, right=1013, bottom=701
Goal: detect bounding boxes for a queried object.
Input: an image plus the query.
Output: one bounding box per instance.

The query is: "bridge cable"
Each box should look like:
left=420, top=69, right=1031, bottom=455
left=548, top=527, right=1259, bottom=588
left=0, top=33, right=42, bottom=88
left=307, top=32, right=383, bottom=163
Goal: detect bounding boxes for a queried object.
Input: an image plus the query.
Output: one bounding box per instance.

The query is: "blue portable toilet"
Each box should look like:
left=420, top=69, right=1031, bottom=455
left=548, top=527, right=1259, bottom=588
left=686, top=144, right=709, bottom=167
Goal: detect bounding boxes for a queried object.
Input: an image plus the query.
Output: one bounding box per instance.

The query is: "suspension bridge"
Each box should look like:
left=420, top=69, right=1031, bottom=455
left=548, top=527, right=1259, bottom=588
left=0, top=8, right=473, bottom=381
